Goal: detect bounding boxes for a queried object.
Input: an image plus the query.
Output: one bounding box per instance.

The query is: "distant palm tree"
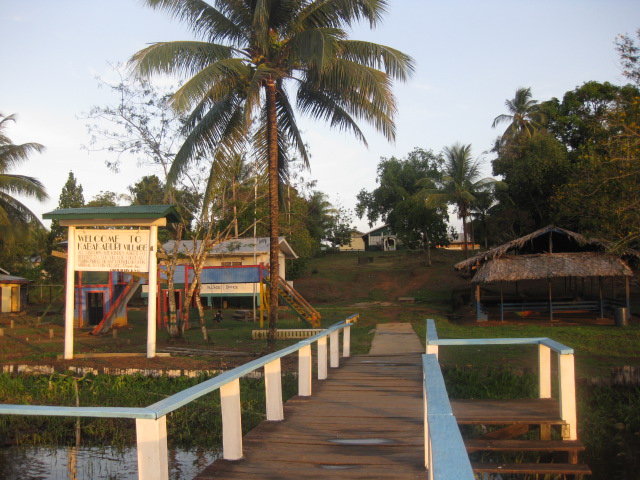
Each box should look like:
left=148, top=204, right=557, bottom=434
left=0, top=113, right=47, bottom=241
left=422, top=144, right=495, bottom=257
left=492, top=87, right=545, bottom=142
left=130, top=0, right=414, bottom=344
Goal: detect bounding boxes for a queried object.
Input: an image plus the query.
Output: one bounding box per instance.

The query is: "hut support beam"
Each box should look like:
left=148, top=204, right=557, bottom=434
left=548, top=278, right=553, bottom=322
left=599, top=278, right=604, bottom=318
left=626, top=277, right=631, bottom=321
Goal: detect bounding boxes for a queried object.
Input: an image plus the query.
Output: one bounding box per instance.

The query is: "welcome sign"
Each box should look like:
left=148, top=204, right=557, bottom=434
left=74, top=229, right=150, bottom=272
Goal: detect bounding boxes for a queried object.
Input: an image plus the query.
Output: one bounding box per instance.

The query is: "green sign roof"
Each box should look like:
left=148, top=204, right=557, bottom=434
left=43, top=205, right=181, bottom=223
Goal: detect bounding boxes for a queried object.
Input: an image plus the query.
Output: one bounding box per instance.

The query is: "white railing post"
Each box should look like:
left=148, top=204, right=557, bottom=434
left=426, top=344, right=438, bottom=358
left=538, top=344, right=551, bottom=398
left=318, top=336, right=328, bottom=380
left=330, top=330, right=339, bottom=368
left=298, top=344, right=312, bottom=396
left=558, top=353, right=577, bottom=440
left=342, top=324, right=351, bottom=358
left=136, top=416, right=169, bottom=480
left=220, top=378, right=243, bottom=460
left=265, top=359, right=284, bottom=421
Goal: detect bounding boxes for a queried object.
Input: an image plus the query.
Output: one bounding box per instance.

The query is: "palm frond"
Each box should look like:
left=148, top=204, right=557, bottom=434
left=0, top=173, right=48, bottom=201
left=341, top=40, right=414, bottom=81
left=286, top=27, right=345, bottom=72
left=130, top=41, right=237, bottom=81
left=296, top=0, right=388, bottom=30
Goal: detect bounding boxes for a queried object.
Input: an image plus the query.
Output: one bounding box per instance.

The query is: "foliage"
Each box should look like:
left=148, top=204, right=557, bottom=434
left=422, top=144, right=497, bottom=256
left=615, top=28, right=640, bottom=86
left=0, top=113, right=47, bottom=244
left=492, top=87, right=545, bottom=144
left=356, top=148, right=449, bottom=249
left=48, top=171, right=84, bottom=243
left=492, top=131, right=570, bottom=230
left=85, top=191, right=123, bottom=207
left=551, top=88, right=640, bottom=248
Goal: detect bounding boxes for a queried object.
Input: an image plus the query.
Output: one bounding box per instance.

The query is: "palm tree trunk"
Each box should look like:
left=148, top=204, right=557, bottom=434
left=266, top=79, right=279, bottom=350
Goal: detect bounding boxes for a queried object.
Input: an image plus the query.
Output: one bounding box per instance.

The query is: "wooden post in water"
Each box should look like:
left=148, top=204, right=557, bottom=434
left=265, top=358, right=283, bottom=421
left=317, top=336, right=328, bottom=380
left=298, top=344, right=312, bottom=396
left=329, top=330, right=339, bottom=368
left=221, top=378, right=243, bottom=460
left=136, top=416, right=169, bottom=480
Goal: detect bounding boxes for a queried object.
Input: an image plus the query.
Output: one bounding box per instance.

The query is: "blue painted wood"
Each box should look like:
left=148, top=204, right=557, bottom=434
left=431, top=337, right=544, bottom=346
left=0, top=404, right=155, bottom=419
left=539, top=338, right=574, bottom=355
left=422, top=354, right=452, bottom=415
left=428, top=415, right=475, bottom=480
left=426, top=318, right=438, bottom=343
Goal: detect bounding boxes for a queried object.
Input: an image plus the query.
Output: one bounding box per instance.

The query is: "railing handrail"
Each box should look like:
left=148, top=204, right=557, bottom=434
left=423, top=354, right=474, bottom=479
left=425, top=319, right=574, bottom=354
left=0, top=318, right=356, bottom=421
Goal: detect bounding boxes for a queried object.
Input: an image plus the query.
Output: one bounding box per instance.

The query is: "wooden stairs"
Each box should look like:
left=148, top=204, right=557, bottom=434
left=264, top=274, right=321, bottom=328
left=451, top=398, right=591, bottom=478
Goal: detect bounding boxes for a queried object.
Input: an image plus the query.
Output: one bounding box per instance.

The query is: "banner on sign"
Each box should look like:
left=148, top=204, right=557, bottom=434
left=74, top=229, right=150, bottom=272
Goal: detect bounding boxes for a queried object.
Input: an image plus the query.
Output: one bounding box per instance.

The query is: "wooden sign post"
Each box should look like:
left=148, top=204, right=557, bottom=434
left=44, top=206, right=179, bottom=359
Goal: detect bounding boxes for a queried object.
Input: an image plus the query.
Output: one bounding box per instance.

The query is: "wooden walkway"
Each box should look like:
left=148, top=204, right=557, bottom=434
left=196, top=350, right=425, bottom=479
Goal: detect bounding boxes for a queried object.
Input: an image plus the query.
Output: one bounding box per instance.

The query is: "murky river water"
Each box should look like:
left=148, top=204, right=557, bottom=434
left=0, top=446, right=218, bottom=480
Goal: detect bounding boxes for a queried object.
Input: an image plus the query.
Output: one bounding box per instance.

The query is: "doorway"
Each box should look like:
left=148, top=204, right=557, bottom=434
left=87, top=292, right=104, bottom=326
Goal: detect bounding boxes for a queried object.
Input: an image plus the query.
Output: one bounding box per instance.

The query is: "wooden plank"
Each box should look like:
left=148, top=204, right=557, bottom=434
left=197, top=353, right=425, bottom=479
left=451, top=398, right=564, bottom=424
left=465, top=438, right=585, bottom=452
left=471, top=462, right=592, bottom=475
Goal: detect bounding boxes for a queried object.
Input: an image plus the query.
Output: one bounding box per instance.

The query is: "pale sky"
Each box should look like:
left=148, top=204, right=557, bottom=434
left=1, top=0, right=638, bottom=233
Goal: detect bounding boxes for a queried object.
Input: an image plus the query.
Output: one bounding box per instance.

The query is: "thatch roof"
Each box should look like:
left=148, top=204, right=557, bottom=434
left=455, top=225, right=637, bottom=272
left=471, top=252, right=634, bottom=284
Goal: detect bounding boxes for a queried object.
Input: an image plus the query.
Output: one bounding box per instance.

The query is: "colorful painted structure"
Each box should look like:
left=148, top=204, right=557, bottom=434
left=144, top=237, right=321, bottom=328
left=73, top=271, right=143, bottom=333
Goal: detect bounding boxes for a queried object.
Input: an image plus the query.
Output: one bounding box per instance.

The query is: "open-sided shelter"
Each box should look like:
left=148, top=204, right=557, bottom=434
left=454, top=226, right=637, bottom=322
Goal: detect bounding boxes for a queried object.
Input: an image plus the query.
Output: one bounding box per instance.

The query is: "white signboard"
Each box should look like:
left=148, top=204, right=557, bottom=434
left=200, top=283, right=256, bottom=295
left=75, top=229, right=150, bottom=272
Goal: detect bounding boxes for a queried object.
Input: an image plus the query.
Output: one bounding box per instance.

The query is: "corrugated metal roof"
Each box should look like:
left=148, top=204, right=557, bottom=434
left=43, top=205, right=181, bottom=222
left=163, top=237, right=298, bottom=259
left=0, top=274, right=30, bottom=284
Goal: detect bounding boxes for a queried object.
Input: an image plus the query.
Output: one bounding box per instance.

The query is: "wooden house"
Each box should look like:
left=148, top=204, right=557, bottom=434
left=0, top=269, right=29, bottom=313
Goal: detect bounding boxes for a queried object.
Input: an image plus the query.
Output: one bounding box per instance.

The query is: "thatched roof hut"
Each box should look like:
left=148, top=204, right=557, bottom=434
left=472, top=252, right=634, bottom=284
left=453, top=226, right=636, bottom=322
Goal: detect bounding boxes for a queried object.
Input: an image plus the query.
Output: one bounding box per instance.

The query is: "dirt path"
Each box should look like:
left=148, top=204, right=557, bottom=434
left=369, top=322, right=424, bottom=355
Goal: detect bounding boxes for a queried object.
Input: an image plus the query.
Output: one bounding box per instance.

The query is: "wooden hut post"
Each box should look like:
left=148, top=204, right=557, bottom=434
left=500, top=284, right=504, bottom=322
left=626, top=277, right=631, bottom=321
left=548, top=278, right=553, bottom=322
left=599, top=277, right=604, bottom=318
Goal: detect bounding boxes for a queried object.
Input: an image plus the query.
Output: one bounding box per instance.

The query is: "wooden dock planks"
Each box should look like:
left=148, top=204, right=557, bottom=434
left=196, top=353, right=425, bottom=480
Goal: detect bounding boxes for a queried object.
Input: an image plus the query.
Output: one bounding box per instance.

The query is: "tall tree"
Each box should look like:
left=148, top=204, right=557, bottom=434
left=49, top=171, right=84, bottom=243
left=492, top=87, right=545, bottom=144
left=615, top=29, right=640, bottom=86
left=422, top=144, right=496, bottom=257
left=356, top=148, right=449, bottom=263
left=130, top=0, right=414, bottom=345
left=0, top=113, right=47, bottom=243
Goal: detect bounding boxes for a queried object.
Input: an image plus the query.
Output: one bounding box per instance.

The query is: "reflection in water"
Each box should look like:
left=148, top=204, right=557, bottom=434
left=0, top=446, right=219, bottom=480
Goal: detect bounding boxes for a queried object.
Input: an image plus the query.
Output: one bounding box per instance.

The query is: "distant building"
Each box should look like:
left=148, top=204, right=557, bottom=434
left=361, top=225, right=399, bottom=251
left=339, top=231, right=366, bottom=251
left=0, top=269, right=29, bottom=313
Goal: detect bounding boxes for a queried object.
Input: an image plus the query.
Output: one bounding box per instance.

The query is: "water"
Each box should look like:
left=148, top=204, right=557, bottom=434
left=0, top=446, right=219, bottom=480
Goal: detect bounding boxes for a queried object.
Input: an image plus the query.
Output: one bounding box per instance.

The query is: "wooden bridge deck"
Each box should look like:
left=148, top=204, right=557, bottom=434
left=196, top=352, right=425, bottom=480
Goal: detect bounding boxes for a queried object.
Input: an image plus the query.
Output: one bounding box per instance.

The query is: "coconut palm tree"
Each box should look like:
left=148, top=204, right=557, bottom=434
left=422, top=144, right=495, bottom=257
left=129, top=0, right=414, bottom=344
left=492, top=87, right=545, bottom=142
left=0, top=113, right=48, bottom=242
